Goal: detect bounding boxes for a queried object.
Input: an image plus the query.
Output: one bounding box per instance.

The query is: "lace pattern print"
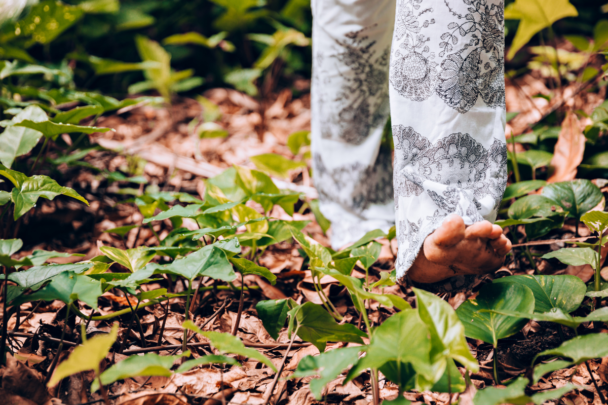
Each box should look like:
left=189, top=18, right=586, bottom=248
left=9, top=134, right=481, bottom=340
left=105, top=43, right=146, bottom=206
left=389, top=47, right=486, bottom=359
left=315, top=26, right=391, bottom=145
left=313, top=147, right=394, bottom=213
left=436, top=0, right=505, bottom=113
left=393, top=124, right=507, bottom=273
left=390, top=0, right=438, bottom=101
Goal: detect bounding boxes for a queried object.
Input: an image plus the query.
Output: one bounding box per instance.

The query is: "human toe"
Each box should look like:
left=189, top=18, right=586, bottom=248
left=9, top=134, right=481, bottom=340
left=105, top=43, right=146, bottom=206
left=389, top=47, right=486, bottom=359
left=431, top=214, right=466, bottom=247
left=464, top=221, right=493, bottom=240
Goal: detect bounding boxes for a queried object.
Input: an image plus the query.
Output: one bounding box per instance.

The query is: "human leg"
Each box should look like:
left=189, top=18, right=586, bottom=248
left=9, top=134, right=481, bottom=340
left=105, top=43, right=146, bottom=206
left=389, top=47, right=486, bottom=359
left=310, top=0, right=396, bottom=250
left=389, top=0, right=511, bottom=282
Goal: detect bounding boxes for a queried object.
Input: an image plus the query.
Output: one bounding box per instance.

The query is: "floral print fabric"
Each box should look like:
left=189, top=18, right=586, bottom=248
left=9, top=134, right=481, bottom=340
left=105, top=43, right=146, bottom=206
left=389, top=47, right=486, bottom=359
left=311, top=0, right=507, bottom=277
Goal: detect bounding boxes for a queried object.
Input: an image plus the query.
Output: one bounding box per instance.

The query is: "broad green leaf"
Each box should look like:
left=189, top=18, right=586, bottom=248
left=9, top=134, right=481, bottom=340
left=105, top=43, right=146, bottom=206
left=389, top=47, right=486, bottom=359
left=14, top=120, right=112, bottom=141
left=456, top=282, right=534, bottom=347
left=473, top=376, right=578, bottom=405
left=292, top=347, right=362, bottom=400
left=176, top=355, right=239, bottom=374
left=581, top=210, right=608, bottom=234
left=20, top=250, right=83, bottom=269
left=256, top=220, right=309, bottom=247
left=135, top=35, right=172, bottom=99
left=78, top=0, right=120, bottom=13
left=502, top=180, right=547, bottom=200
left=163, top=32, right=229, bottom=49
left=53, top=105, right=103, bottom=124
left=234, top=165, right=280, bottom=196
left=0, top=105, right=47, bottom=168
left=493, top=275, right=586, bottom=313
left=0, top=239, right=22, bottom=256
left=351, top=241, right=382, bottom=270
left=290, top=229, right=331, bottom=268
left=229, top=257, right=276, bottom=284
left=346, top=309, right=433, bottom=391
left=332, top=256, right=362, bottom=276
left=508, top=195, right=562, bottom=220
left=309, top=199, right=330, bottom=234
left=541, top=180, right=603, bottom=220
left=196, top=96, right=222, bottom=122
left=514, top=150, right=553, bottom=171
left=322, top=269, right=409, bottom=311
left=250, top=153, right=306, bottom=179
left=256, top=299, right=291, bottom=340
left=7, top=263, right=91, bottom=288
left=0, top=191, right=10, bottom=205
left=183, top=320, right=277, bottom=371
left=487, top=307, right=608, bottom=330
left=0, top=61, right=67, bottom=79
left=505, top=0, right=578, bottom=59
left=287, top=130, right=311, bottom=156
left=225, top=69, right=262, bottom=96
left=142, top=204, right=202, bottom=224
left=209, top=0, right=268, bottom=32
left=430, top=359, right=466, bottom=394
left=542, top=248, right=598, bottom=268
left=74, top=54, right=158, bottom=76
left=525, top=214, right=565, bottom=241
left=533, top=360, right=574, bottom=384
left=103, top=225, right=138, bottom=238
left=232, top=204, right=268, bottom=234
left=8, top=174, right=89, bottom=220
left=48, top=323, right=118, bottom=387
left=0, top=254, right=32, bottom=268
left=114, top=8, right=155, bottom=31
left=371, top=270, right=397, bottom=288
left=0, top=165, right=28, bottom=188
left=414, top=288, right=478, bottom=380
left=495, top=218, right=550, bottom=228
left=252, top=192, right=300, bottom=216
left=333, top=229, right=387, bottom=259
left=292, top=302, right=366, bottom=352
left=163, top=244, right=236, bottom=281
left=99, top=246, right=155, bottom=273
left=250, top=28, right=309, bottom=69
left=93, top=353, right=187, bottom=392
left=16, top=272, right=101, bottom=308
left=533, top=333, right=608, bottom=369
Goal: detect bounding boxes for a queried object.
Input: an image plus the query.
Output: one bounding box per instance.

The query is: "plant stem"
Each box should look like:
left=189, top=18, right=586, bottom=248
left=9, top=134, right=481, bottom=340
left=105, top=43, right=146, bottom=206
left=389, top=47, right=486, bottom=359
left=447, top=362, right=452, bottom=405
left=97, top=374, right=110, bottom=405
left=126, top=297, right=146, bottom=348
left=371, top=369, right=379, bottom=405
left=232, top=273, right=245, bottom=336
left=44, top=304, right=71, bottom=385
left=525, top=245, right=538, bottom=273
left=509, top=134, right=521, bottom=183
left=0, top=265, right=8, bottom=366
left=596, top=234, right=603, bottom=292
left=115, top=300, right=140, bottom=357
left=157, top=299, right=169, bottom=346
left=182, top=279, right=193, bottom=352
left=492, top=347, right=501, bottom=385
left=586, top=360, right=607, bottom=404
left=30, top=137, right=49, bottom=175
left=263, top=327, right=298, bottom=405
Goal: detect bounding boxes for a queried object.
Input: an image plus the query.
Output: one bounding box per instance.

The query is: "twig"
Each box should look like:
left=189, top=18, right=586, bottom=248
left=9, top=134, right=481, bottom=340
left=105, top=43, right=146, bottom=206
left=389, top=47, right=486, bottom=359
left=263, top=329, right=298, bottom=405
left=126, top=297, right=146, bottom=348
left=232, top=274, right=245, bottom=336
left=512, top=236, right=592, bottom=248
left=586, top=361, right=607, bottom=404
left=123, top=340, right=310, bottom=355
left=157, top=299, right=170, bottom=346
left=44, top=305, right=71, bottom=385
left=116, top=300, right=141, bottom=356
left=97, top=375, right=110, bottom=405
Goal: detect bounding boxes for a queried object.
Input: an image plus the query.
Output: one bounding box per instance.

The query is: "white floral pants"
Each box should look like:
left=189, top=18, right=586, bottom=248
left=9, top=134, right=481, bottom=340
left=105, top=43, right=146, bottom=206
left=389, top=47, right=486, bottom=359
left=311, top=0, right=508, bottom=278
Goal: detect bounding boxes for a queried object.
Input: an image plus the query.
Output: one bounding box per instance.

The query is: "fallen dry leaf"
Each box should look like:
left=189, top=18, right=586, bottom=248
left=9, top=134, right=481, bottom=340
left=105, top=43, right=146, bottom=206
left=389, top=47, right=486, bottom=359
left=548, top=111, right=586, bottom=183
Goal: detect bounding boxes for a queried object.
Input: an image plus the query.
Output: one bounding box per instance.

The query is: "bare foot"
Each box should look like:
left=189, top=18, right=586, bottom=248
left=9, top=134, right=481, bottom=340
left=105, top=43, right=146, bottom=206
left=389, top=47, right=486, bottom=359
left=407, top=215, right=511, bottom=284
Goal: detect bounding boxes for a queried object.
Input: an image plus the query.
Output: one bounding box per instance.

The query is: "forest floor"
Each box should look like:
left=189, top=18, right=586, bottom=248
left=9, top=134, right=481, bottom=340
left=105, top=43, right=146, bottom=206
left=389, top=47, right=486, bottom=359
left=4, top=73, right=608, bottom=405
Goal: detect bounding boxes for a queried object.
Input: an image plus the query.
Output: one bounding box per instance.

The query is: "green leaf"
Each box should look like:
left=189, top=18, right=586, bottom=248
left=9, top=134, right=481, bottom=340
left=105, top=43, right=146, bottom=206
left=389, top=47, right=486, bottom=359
left=78, top=0, right=120, bottom=13
left=493, top=275, right=586, bottom=313
left=504, top=0, right=578, bottom=59
left=508, top=195, right=563, bottom=220
left=53, top=105, right=103, bottom=124
left=74, top=54, right=159, bottom=76
left=16, top=272, right=101, bottom=308
left=351, top=241, right=382, bottom=270
left=456, top=282, right=535, bottom=347
left=163, top=32, right=227, bottom=48
left=256, top=299, right=292, bottom=340
left=103, top=225, right=138, bottom=238
left=229, top=257, right=276, bottom=284
left=346, top=309, right=433, bottom=391
left=473, top=376, right=578, bottom=405
left=290, top=229, right=331, bottom=268
left=182, top=320, right=277, bottom=371
left=292, top=347, right=362, bottom=400
left=495, top=218, right=551, bottom=228
left=142, top=204, right=202, bottom=224
left=14, top=120, right=113, bottom=141
left=594, top=19, right=608, bottom=51
left=9, top=174, right=89, bottom=219
left=332, top=257, right=361, bottom=276
left=0, top=191, right=10, bottom=205
left=48, top=323, right=118, bottom=387
left=502, top=180, right=547, bottom=200
left=0, top=105, right=48, bottom=168
left=7, top=263, right=91, bottom=288
left=99, top=246, right=155, bottom=273
left=250, top=153, right=307, bottom=179
left=414, top=288, right=479, bottom=383
left=225, top=69, right=262, bottom=96
left=93, top=352, right=187, bottom=392
left=232, top=204, right=268, bottom=234
left=333, top=229, right=387, bottom=259
left=21, top=250, right=83, bottom=269
left=309, top=199, right=330, bottom=234
left=0, top=254, right=32, bottom=268
left=162, top=244, right=236, bottom=281
left=514, top=150, right=553, bottom=171
left=176, top=355, right=239, bottom=374
left=487, top=307, right=608, bottom=331
left=196, top=122, right=228, bottom=139
left=292, top=302, right=366, bottom=352
left=135, top=35, right=172, bottom=99
left=234, top=165, right=280, bottom=196
left=542, top=247, right=598, bottom=268
left=533, top=360, right=574, bottom=384
left=581, top=210, right=608, bottom=234
left=287, top=130, right=311, bottom=156
left=533, top=333, right=608, bottom=369
left=0, top=239, right=23, bottom=256
left=541, top=180, right=603, bottom=220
